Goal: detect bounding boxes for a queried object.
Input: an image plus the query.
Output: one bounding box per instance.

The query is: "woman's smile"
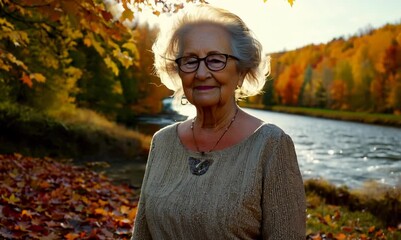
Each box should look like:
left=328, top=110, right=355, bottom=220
left=194, top=85, right=218, bottom=91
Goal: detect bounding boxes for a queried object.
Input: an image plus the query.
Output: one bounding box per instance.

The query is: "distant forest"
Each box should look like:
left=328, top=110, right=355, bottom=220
left=252, top=23, right=401, bottom=114
left=1, top=0, right=400, bottom=123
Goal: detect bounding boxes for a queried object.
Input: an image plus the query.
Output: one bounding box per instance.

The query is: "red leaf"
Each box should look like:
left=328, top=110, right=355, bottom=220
left=101, top=10, right=113, bottom=21
left=20, top=72, right=33, bottom=87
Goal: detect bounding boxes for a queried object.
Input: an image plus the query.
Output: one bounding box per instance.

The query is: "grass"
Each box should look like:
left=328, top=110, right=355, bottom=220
left=305, top=179, right=401, bottom=239
left=0, top=102, right=152, bottom=161
left=241, top=104, right=401, bottom=127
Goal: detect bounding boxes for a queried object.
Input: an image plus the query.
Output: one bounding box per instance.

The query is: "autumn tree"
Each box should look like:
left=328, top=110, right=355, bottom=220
left=298, top=64, right=312, bottom=107
left=351, top=45, right=375, bottom=111
left=122, top=24, right=172, bottom=115
left=0, top=0, right=140, bottom=117
left=269, top=22, right=401, bottom=114
left=382, top=40, right=401, bottom=112
left=0, top=0, right=210, bottom=116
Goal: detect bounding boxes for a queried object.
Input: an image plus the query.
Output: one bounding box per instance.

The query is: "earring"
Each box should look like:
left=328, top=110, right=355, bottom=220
left=181, top=96, right=189, bottom=105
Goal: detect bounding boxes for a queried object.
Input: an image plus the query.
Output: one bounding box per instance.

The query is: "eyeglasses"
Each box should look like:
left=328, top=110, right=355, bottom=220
left=175, top=53, right=239, bottom=73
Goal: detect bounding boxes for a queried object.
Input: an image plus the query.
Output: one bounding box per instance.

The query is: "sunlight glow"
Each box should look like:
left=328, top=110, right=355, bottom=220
left=207, top=0, right=401, bottom=53
left=108, top=0, right=401, bottom=54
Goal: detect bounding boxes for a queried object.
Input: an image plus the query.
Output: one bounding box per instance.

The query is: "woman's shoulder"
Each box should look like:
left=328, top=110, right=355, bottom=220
left=236, top=111, right=289, bottom=145
left=254, top=123, right=293, bottom=146
left=259, top=123, right=286, bottom=135
left=153, top=122, right=180, bottom=139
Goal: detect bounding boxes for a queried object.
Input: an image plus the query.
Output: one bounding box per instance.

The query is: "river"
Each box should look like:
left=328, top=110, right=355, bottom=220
left=173, top=104, right=401, bottom=189
left=105, top=105, right=401, bottom=189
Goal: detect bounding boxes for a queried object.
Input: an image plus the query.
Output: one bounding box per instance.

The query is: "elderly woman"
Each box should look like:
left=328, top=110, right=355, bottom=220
left=131, top=4, right=306, bottom=240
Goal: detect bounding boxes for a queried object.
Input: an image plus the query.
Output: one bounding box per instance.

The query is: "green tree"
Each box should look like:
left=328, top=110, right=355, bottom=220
left=298, top=64, right=313, bottom=107
left=262, top=76, right=275, bottom=106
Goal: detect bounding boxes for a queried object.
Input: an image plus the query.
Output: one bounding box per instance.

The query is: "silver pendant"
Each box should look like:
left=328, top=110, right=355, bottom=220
left=188, top=157, right=213, bottom=176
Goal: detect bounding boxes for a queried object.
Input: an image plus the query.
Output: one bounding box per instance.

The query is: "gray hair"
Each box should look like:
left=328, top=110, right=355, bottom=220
left=152, top=4, right=270, bottom=102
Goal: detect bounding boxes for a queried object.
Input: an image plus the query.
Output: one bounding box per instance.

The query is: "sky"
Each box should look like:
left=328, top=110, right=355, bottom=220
left=109, top=0, right=401, bottom=54
left=205, top=0, right=401, bottom=53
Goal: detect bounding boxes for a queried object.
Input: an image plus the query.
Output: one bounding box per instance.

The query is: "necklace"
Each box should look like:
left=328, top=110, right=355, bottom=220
left=190, top=108, right=239, bottom=156
left=188, top=108, right=239, bottom=176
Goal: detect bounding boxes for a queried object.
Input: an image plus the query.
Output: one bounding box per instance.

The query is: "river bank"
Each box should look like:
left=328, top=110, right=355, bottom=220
left=241, top=104, right=401, bottom=128
left=0, top=103, right=152, bottom=163
left=1, top=103, right=400, bottom=238
left=1, top=153, right=400, bottom=239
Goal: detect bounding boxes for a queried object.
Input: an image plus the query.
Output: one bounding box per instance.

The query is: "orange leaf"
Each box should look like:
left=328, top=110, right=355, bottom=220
left=323, top=214, right=332, bottom=225
left=21, top=209, right=33, bottom=218
left=120, top=205, right=130, bottom=214
left=387, top=226, right=397, bottom=232
left=335, top=233, right=346, bottom=240
left=95, top=208, right=108, bottom=216
left=83, top=36, right=92, bottom=47
left=360, top=234, right=368, bottom=240
left=98, top=199, right=108, bottom=207
left=368, top=226, right=375, bottom=233
left=65, top=233, right=79, bottom=240
left=40, top=181, right=51, bottom=188
left=20, top=72, right=33, bottom=87
left=127, top=207, right=137, bottom=221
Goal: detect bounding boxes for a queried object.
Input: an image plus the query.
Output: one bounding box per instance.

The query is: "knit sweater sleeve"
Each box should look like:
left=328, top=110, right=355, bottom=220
left=130, top=136, right=157, bottom=240
left=262, top=131, right=306, bottom=239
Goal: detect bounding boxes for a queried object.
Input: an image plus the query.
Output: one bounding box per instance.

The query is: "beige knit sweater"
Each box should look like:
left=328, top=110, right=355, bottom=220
left=131, top=123, right=306, bottom=240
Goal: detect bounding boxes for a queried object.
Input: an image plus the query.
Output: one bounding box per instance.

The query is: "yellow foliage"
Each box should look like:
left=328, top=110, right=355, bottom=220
left=112, top=81, right=123, bottom=95
left=122, top=41, right=140, bottom=59
left=87, top=32, right=105, bottom=56
left=6, top=53, right=27, bottom=71
left=64, top=66, right=83, bottom=79
left=106, top=38, right=119, bottom=49
left=0, top=59, right=11, bottom=71
left=0, top=17, right=14, bottom=31
left=40, top=23, right=52, bottom=32
left=38, top=53, right=59, bottom=69
left=104, top=56, right=119, bottom=75
left=60, top=19, right=83, bottom=40
left=121, top=9, right=134, bottom=21
left=113, top=49, right=133, bottom=68
left=264, top=0, right=294, bottom=6
left=30, top=73, right=46, bottom=83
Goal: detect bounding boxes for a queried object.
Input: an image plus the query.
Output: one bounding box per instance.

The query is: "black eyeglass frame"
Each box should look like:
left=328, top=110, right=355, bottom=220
left=175, top=53, right=239, bottom=73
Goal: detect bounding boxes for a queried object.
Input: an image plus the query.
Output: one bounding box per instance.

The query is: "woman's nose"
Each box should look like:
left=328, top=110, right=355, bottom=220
left=195, top=61, right=209, bottom=79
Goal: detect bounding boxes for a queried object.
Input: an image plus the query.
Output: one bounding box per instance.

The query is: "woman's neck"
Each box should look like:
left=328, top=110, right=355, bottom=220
left=194, top=103, right=239, bottom=131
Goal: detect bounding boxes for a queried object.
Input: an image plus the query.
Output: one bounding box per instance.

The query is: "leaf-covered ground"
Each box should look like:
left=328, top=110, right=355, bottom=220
left=1, top=153, right=400, bottom=239
left=306, top=203, right=401, bottom=239
left=0, top=154, right=138, bottom=240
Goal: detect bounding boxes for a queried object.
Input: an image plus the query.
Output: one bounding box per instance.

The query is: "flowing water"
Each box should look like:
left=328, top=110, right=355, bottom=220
left=174, top=105, right=401, bottom=189
left=104, top=105, right=401, bottom=189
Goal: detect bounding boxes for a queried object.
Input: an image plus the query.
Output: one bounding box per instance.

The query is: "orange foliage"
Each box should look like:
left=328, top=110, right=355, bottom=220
left=263, top=23, right=401, bottom=113
left=0, top=153, right=138, bottom=239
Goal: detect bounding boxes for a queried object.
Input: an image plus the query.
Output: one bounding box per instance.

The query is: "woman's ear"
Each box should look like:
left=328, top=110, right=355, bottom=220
left=237, top=72, right=245, bottom=87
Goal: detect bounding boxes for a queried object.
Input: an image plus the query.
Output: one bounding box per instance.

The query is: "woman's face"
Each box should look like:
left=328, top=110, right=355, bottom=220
left=178, top=23, right=244, bottom=108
